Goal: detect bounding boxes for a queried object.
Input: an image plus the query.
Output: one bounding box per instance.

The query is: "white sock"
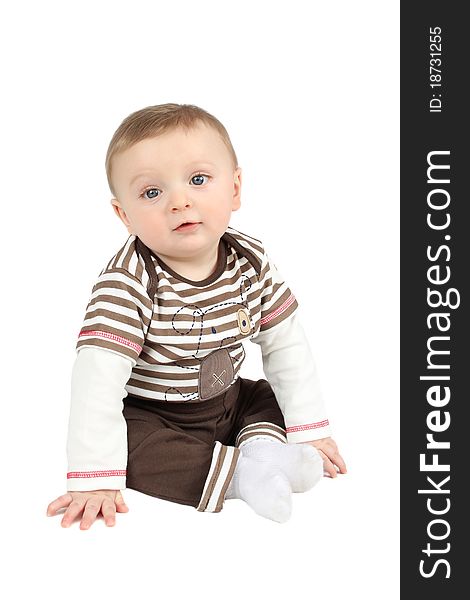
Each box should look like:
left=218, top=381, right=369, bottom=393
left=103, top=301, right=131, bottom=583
left=240, top=437, right=323, bottom=493
left=225, top=455, right=292, bottom=523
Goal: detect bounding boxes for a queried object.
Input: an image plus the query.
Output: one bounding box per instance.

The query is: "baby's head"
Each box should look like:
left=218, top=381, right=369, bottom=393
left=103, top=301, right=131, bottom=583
left=106, top=103, right=242, bottom=271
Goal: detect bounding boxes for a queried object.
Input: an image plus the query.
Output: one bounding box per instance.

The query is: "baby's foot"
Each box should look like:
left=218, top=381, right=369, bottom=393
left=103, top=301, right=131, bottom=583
left=240, top=438, right=323, bottom=493
left=225, top=455, right=292, bottom=523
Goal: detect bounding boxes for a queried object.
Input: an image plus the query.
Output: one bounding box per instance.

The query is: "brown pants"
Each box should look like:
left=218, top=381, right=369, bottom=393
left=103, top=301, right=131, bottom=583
left=122, top=377, right=286, bottom=513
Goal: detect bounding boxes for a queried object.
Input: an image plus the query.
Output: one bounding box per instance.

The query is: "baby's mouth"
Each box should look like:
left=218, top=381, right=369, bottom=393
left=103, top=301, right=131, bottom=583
left=174, top=221, right=201, bottom=231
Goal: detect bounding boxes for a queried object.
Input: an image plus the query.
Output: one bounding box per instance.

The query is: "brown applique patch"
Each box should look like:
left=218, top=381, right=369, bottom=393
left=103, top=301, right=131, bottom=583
left=198, top=348, right=234, bottom=401
left=237, top=308, right=251, bottom=335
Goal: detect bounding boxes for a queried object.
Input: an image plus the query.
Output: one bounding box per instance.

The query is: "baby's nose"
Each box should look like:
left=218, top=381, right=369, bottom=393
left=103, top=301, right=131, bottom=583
left=169, top=192, right=193, bottom=211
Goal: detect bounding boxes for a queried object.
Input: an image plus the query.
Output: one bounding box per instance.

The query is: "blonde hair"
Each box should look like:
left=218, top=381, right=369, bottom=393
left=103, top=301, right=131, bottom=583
left=105, top=103, right=238, bottom=196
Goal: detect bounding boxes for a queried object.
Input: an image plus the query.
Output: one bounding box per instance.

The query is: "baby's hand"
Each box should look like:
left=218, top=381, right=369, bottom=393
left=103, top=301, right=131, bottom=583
left=46, top=489, right=129, bottom=530
left=304, top=437, right=347, bottom=478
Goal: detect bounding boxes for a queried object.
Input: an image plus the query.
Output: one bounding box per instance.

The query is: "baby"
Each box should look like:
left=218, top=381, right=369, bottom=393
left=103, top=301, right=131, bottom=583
left=46, top=103, right=346, bottom=529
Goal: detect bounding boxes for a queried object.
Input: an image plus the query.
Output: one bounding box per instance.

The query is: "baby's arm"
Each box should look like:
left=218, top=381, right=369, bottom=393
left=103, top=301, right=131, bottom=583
left=66, top=347, right=132, bottom=491
left=252, top=312, right=346, bottom=475
left=47, top=347, right=134, bottom=528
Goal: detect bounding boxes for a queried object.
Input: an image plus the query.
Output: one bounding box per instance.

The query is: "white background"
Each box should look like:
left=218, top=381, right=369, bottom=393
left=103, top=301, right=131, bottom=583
left=1, top=1, right=399, bottom=598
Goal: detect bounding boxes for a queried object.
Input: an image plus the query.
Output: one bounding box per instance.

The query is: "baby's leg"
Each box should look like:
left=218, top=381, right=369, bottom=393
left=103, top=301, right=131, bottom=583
left=233, top=378, right=323, bottom=493
left=225, top=453, right=292, bottom=523
left=124, top=403, right=291, bottom=521
left=123, top=401, right=238, bottom=513
left=238, top=431, right=323, bottom=493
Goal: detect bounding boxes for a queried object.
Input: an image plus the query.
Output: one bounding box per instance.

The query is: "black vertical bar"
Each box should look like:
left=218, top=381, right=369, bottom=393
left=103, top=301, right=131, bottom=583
left=401, top=2, right=468, bottom=597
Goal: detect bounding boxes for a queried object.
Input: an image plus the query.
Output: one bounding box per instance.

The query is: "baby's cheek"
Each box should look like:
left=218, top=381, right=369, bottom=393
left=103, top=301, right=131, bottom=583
left=139, top=219, right=168, bottom=249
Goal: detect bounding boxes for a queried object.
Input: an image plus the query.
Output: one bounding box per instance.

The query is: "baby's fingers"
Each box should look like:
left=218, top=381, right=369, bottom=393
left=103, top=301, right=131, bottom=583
left=101, top=499, right=117, bottom=527
left=46, top=493, right=73, bottom=516
left=323, top=449, right=347, bottom=475
left=334, top=452, right=348, bottom=474
left=80, top=499, right=103, bottom=530
left=115, top=490, right=129, bottom=513
left=61, top=499, right=86, bottom=528
left=318, top=449, right=338, bottom=478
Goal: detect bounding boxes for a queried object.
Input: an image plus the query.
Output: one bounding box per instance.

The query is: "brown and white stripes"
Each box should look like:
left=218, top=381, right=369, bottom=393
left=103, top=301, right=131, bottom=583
left=236, top=422, right=288, bottom=448
left=76, top=226, right=298, bottom=403
left=196, top=442, right=240, bottom=513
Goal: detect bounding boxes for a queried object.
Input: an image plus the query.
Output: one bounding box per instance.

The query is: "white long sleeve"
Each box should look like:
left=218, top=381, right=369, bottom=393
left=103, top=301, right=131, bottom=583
left=251, top=312, right=332, bottom=443
left=66, top=347, right=134, bottom=491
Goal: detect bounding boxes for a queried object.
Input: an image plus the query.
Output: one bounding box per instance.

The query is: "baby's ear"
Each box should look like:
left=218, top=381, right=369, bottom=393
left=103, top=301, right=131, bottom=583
left=110, top=198, right=133, bottom=233
left=232, top=167, right=242, bottom=211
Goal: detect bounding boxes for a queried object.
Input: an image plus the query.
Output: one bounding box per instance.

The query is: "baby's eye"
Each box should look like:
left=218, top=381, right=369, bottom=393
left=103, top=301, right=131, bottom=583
left=142, top=188, right=160, bottom=200
left=191, top=174, right=209, bottom=186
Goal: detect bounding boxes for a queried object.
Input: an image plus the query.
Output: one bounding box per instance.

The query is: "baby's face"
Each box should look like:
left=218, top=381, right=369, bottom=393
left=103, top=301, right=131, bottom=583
left=110, top=122, right=241, bottom=267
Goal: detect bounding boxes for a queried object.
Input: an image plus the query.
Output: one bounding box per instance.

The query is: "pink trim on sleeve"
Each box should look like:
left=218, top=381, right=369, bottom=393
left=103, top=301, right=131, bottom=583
left=285, top=419, right=330, bottom=433
left=260, top=294, right=296, bottom=326
left=67, top=469, right=127, bottom=479
left=78, top=329, right=142, bottom=354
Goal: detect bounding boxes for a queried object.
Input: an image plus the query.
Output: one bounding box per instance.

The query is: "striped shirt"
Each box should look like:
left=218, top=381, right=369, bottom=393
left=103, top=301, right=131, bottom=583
left=76, top=226, right=298, bottom=402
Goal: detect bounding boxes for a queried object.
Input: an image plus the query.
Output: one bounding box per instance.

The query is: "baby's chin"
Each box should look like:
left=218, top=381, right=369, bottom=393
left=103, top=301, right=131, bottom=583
left=145, top=234, right=221, bottom=258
